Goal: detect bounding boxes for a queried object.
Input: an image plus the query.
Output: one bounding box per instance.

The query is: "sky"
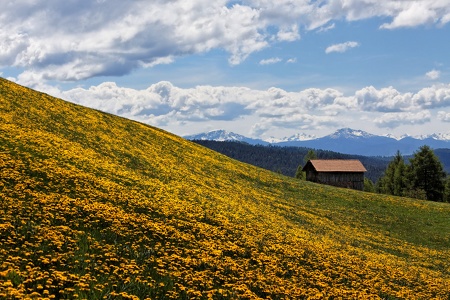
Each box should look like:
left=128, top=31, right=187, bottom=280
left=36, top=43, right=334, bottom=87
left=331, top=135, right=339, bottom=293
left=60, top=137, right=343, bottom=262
left=1, top=0, right=450, bottom=140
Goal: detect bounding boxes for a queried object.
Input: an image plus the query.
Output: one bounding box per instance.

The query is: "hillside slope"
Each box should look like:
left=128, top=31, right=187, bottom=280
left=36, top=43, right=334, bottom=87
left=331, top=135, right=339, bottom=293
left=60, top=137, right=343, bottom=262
left=0, top=78, right=449, bottom=299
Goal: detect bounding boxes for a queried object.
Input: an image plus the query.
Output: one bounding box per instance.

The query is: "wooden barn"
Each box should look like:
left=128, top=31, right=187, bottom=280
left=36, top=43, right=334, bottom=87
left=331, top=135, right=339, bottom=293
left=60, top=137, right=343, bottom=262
left=302, top=159, right=367, bottom=190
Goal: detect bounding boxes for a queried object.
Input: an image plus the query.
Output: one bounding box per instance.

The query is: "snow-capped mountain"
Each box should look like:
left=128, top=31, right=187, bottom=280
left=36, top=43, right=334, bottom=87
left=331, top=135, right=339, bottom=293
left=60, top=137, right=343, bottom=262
left=328, top=128, right=375, bottom=139
left=184, top=130, right=269, bottom=145
left=184, top=130, right=243, bottom=141
left=265, top=133, right=317, bottom=143
left=276, top=128, right=398, bottom=156
left=424, top=133, right=450, bottom=141
left=386, top=132, right=450, bottom=141
left=383, top=133, right=403, bottom=140
left=185, top=128, right=450, bottom=156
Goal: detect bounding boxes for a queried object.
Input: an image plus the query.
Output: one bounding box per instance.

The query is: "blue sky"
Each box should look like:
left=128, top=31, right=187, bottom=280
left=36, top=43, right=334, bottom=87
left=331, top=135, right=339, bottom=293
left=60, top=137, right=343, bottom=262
left=1, top=0, right=450, bottom=140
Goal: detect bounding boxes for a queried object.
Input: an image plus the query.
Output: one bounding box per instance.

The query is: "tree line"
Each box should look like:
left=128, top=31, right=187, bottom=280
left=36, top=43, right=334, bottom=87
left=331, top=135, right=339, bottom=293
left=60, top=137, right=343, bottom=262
left=374, top=145, right=450, bottom=202
left=297, top=146, right=449, bottom=202
left=192, top=140, right=389, bottom=182
left=192, top=140, right=450, bottom=202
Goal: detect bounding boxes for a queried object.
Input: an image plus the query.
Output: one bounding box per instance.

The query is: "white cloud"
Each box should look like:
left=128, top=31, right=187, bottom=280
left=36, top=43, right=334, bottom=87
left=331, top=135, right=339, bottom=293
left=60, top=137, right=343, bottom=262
left=325, top=41, right=360, bottom=54
left=380, top=2, right=439, bottom=29
left=276, top=24, right=300, bottom=42
left=438, top=111, right=450, bottom=122
left=62, top=81, right=264, bottom=126
left=35, top=80, right=448, bottom=136
left=0, top=1, right=269, bottom=80
left=314, top=0, right=450, bottom=29
left=12, top=71, right=63, bottom=97
left=354, top=86, right=414, bottom=112
left=60, top=81, right=346, bottom=134
left=287, top=58, right=297, bottom=63
left=259, top=57, right=282, bottom=65
left=413, top=84, right=450, bottom=109
left=2, top=1, right=450, bottom=84
left=316, top=23, right=335, bottom=33
left=0, top=32, right=28, bottom=65
left=351, top=84, right=450, bottom=114
left=251, top=113, right=339, bottom=136
left=374, top=111, right=431, bottom=128
left=426, top=69, right=441, bottom=80
left=141, top=56, right=175, bottom=68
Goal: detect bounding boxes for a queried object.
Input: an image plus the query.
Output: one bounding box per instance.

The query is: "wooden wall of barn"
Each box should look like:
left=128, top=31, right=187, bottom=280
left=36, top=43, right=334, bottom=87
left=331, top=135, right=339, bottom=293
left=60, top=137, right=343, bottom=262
left=306, top=171, right=365, bottom=190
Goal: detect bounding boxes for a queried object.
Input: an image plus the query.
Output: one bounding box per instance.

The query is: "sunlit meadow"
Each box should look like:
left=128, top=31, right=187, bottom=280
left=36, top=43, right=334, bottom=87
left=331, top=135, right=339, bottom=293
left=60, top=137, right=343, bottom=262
left=0, top=78, right=449, bottom=299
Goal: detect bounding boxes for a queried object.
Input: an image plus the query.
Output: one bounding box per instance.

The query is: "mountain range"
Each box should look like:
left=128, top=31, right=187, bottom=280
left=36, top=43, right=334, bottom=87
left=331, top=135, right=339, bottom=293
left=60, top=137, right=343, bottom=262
left=184, top=128, right=450, bottom=156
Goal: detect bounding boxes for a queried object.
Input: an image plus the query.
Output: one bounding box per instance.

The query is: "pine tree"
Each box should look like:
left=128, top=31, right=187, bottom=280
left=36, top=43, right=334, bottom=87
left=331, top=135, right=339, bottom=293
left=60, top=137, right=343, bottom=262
left=377, top=151, right=406, bottom=196
left=444, top=176, right=450, bottom=203
left=407, top=145, right=446, bottom=201
left=393, top=154, right=407, bottom=196
left=303, top=149, right=317, bottom=164
left=296, top=150, right=317, bottom=180
left=295, top=165, right=305, bottom=180
left=364, top=178, right=375, bottom=192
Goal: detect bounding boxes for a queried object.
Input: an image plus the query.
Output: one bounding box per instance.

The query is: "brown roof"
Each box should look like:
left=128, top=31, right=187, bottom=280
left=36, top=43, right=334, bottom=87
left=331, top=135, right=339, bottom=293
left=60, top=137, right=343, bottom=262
left=303, top=159, right=367, bottom=172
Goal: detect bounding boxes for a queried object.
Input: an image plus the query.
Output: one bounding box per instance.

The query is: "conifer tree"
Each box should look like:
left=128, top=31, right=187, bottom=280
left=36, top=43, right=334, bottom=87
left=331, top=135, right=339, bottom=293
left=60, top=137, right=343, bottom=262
left=377, top=151, right=406, bottom=196
left=364, top=178, right=375, bottom=192
left=303, top=149, right=317, bottom=164
left=296, top=150, right=317, bottom=180
left=393, top=153, right=407, bottom=196
left=444, top=176, right=450, bottom=203
left=407, top=145, right=446, bottom=201
left=295, top=165, right=305, bottom=180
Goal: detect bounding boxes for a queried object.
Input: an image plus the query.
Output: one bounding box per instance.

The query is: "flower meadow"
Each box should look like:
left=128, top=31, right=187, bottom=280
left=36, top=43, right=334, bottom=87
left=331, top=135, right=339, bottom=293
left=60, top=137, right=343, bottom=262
left=0, top=77, right=449, bottom=299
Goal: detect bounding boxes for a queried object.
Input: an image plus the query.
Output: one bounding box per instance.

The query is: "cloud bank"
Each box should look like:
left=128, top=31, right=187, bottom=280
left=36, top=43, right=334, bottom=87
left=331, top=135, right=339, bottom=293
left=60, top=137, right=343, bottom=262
left=1, top=0, right=450, bottom=83
left=438, top=111, right=450, bottom=122
left=57, top=81, right=450, bottom=136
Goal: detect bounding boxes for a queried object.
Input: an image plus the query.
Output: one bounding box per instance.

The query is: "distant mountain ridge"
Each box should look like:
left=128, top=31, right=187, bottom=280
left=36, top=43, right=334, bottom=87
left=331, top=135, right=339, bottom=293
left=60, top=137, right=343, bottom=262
left=184, top=130, right=270, bottom=145
left=185, top=128, right=450, bottom=156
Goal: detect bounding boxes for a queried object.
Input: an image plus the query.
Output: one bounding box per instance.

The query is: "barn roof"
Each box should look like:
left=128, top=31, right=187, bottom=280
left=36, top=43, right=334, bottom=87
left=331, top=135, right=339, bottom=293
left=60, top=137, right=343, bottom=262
left=303, top=159, right=367, bottom=172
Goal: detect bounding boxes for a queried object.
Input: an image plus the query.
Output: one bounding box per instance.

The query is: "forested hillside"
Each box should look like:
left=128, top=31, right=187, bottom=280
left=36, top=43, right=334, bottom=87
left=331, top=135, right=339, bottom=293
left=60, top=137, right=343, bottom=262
left=435, top=148, right=450, bottom=173
left=1, top=78, right=449, bottom=299
left=192, top=140, right=390, bottom=182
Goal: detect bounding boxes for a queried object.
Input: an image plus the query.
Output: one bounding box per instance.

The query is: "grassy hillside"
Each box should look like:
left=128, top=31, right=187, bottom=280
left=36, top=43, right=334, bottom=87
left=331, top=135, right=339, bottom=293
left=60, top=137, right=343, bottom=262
left=0, top=77, right=449, bottom=299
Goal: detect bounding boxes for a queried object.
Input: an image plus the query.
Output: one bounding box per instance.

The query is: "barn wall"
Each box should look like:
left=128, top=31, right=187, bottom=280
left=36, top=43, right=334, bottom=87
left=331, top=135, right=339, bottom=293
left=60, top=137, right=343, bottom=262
left=305, top=170, right=318, bottom=182
left=309, top=172, right=365, bottom=190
